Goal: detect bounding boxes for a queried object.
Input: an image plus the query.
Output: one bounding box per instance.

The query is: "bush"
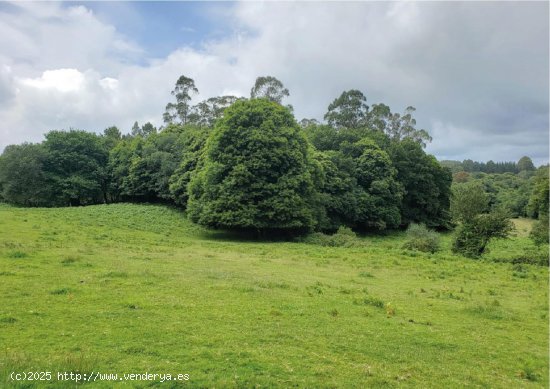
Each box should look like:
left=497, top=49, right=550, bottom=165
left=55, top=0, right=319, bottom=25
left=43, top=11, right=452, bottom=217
left=403, top=223, right=440, bottom=253
left=452, top=211, right=514, bottom=258
left=510, top=249, right=549, bottom=267
left=530, top=216, right=549, bottom=246
left=303, top=226, right=362, bottom=247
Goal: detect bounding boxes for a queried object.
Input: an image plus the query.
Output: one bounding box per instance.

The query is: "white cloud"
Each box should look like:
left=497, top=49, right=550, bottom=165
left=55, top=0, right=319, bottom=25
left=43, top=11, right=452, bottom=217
left=20, top=69, right=85, bottom=93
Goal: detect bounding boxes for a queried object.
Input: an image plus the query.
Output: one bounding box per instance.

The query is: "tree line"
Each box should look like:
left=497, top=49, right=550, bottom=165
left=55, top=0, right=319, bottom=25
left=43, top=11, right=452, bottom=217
left=441, top=157, right=536, bottom=174
left=0, top=75, right=454, bottom=236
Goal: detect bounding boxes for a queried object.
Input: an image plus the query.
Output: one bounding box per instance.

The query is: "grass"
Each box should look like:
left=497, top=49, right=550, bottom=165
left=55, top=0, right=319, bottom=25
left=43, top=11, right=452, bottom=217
left=0, top=203, right=548, bottom=388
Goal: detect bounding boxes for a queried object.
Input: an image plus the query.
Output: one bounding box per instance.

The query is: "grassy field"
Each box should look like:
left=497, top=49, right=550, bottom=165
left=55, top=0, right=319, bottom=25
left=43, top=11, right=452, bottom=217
left=0, top=203, right=548, bottom=388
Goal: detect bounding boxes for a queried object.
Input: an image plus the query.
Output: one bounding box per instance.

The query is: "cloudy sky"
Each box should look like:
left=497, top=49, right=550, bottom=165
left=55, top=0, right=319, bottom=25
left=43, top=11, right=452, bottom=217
left=0, top=1, right=548, bottom=164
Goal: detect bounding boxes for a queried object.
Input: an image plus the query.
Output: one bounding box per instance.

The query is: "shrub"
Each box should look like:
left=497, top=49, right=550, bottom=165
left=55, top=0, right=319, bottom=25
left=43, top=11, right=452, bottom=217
left=452, top=211, right=514, bottom=258
left=303, top=226, right=362, bottom=247
left=530, top=217, right=549, bottom=246
left=402, top=223, right=440, bottom=253
left=510, top=248, right=549, bottom=267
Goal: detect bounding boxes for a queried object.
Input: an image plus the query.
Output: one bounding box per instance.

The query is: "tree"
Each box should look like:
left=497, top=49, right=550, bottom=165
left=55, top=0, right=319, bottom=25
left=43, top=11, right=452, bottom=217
left=527, top=166, right=549, bottom=245
left=389, top=139, right=452, bottom=228
left=187, top=99, right=316, bottom=235
left=163, top=75, right=199, bottom=125
left=131, top=121, right=141, bottom=137
left=381, top=106, right=432, bottom=147
left=453, top=171, right=470, bottom=183
left=43, top=130, right=109, bottom=205
left=451, top=182, right=513, bottom=257
left=452, top=211, right=513, bottom=257
left=517, top=156, right=535, bottom=172
left=189, top=96, right=240, bottom=127
left=107, top=136, right=144, bottom=202
left=313, top=138, right=403, bottom=231
left=352, top=139, right=402, bottom=229
left=102, top=126, right=122, bottom=151
left=141, top=122, right=157, bottom=137
left=250, top=76, right=289, bottom=104
left=324, top=90, right=369, bottom=129
left=169, top=124, right=211, bottom=207
left=0, top=143, right=55, bottom=206
left=124, top=129, right=185, bottom=201
left=299, top=118, right=320, bottom=128
left=450, top=181, right=489, bottom=223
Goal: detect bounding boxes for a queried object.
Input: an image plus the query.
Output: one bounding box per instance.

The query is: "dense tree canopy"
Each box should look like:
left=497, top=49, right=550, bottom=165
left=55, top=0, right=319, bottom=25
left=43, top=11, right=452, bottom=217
left=44, top=130, right=109, bottom=206
left=5, top=73, right=539, bottom=242
left=389, top=139, right=451, bottom=228
left=187, top=99, right=317, bottom=234
left=324, top=90, right=369, bottom=129
left=0, top=143, right=53, bottom=206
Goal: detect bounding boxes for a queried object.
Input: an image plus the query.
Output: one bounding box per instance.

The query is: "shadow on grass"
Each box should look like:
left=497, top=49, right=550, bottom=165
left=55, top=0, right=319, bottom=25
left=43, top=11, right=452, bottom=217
left=199, top=229, right=301, bottom=243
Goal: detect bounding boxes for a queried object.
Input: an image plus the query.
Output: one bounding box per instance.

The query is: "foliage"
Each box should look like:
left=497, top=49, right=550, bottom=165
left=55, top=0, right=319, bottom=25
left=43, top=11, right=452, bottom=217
left=440, top=156, right=539, bottom=175
left=375, top=106, right=432, bottom=147
left=452, top=211, right=514, bottom=258
left=517, top=156, right=535, bottom=172
left=107, top=136, right=144, bottom=202
left=506, top=247, right=549, bottom=266
left=0, top=143, right=54, bottom=206
left=250, top=76, right=289, bottom=104
left=299, top=118, right=319, bottom=128
left=403, top=223, right=441, bottom=253
left=0, top=76, right=470, bottom=238
left=124, top=130, right=184, bottom=201
left=450, top=181, right=489, bottom=223
left=481, top=173, right=533, bottom=217
left=188, top=96, right=241, bottom=127
left=102, top=126, right=122, bottom=150
left=302, top=226, right=363, bottom=247
left=389, top=139, right=452, bottom=228
left=163, top=75, right=199, bottom=124
left=453, top=171, right=470, bottom=183
left=187, top=99, right=317, bottom=234
left=314, top=139, right=403, bottom=231
left=43, top=130, right=109, bottom=206
left=168, top=124, right=211, bottom=207
left=527, top=166, right=549, bottom=219
left=131, top=121, right=157, bottom=138
left=530, top=218, right=549, bottom=246
left=324, top=89, right=369, bottom=129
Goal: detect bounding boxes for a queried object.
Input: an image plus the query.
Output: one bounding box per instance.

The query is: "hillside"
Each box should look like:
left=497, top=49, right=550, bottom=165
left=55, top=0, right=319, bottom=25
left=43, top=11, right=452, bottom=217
left=0, top=203, right=548, bottom=388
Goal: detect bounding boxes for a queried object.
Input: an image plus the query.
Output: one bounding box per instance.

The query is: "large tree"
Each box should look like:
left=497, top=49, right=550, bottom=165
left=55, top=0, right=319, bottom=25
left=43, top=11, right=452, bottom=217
left=187, top=98, right=317, bottom=235
left=324, top=90, right=369, bottom=129
left=43, top=130, right=109, bottom=205
left=121, top=128, right=185, bottom=201
left=313, top=138, right=403, bottom=231
left=169, top=124, right=211, bottom=207
left=527, top=166, right=549, bottom=245
left=0, top=143, right=55, bottom=206
left=517, top=156, right=535, bottom=172
left=389, top=139, right=452, bottom=228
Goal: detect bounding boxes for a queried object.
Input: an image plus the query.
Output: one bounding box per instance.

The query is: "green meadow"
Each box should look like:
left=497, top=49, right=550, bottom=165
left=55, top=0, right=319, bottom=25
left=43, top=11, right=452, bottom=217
left=0, top=203, right=548, bottom=388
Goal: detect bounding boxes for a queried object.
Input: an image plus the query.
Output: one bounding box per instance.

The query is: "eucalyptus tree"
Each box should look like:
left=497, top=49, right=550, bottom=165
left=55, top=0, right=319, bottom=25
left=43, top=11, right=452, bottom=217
left=163, top=75, right=199, bottom=125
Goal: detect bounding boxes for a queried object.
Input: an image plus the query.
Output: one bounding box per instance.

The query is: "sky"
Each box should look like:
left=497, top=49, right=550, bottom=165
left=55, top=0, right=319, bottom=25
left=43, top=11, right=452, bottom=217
left=0, top=1, right=548, bottom=165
